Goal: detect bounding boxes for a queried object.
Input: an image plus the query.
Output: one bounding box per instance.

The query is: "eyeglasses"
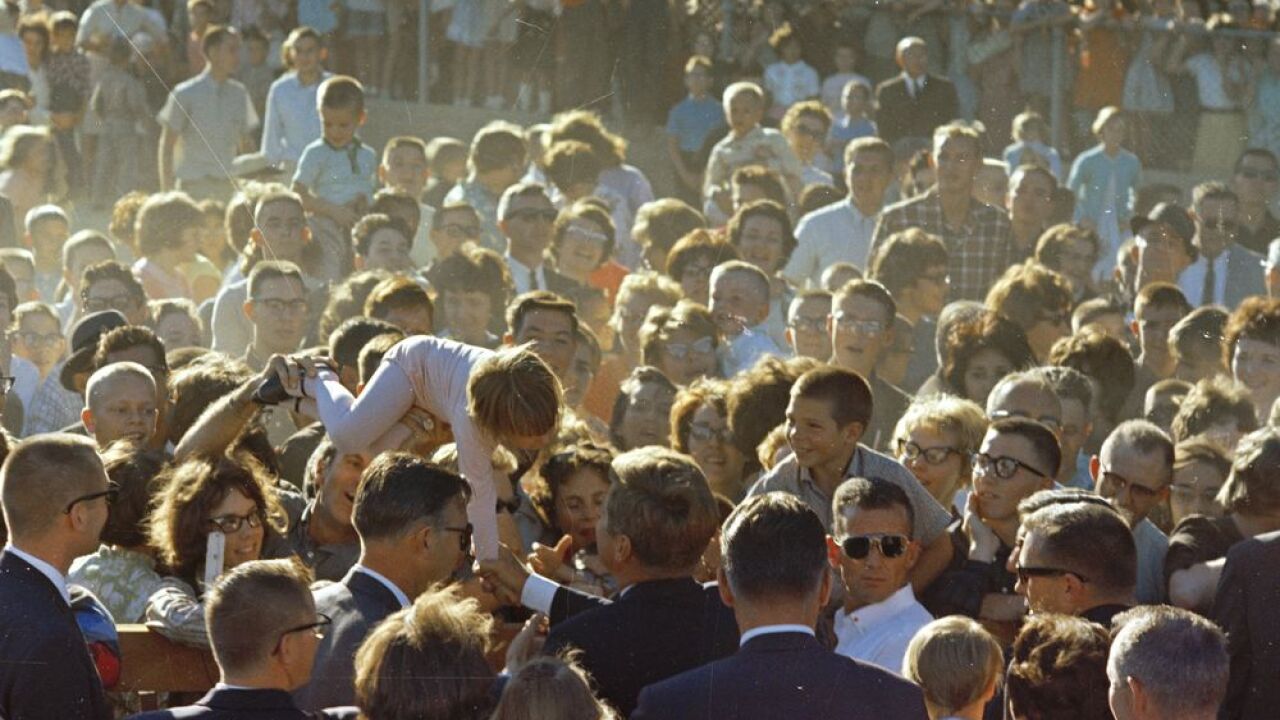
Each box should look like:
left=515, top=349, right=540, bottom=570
left=921, top=272, right=950, bottom=285
left=1238, top=167, right=1279, bottom=182
left=506, top=208, right=557, bottom=223
left=274, top=612, right=332, bottom=652
left=252, top=297, right=309, bottom=315
left=794, top=124, right=826, bottom=139
left=1015, top=565, right=1089, bottom=584
left=689, top=422, right=733, bottom=444
left=832, top=312, right=884, bottom=335
left=17, top=331, right=62, bottom=347
left=664, top=336, right=715, bottom=359
left=64, top=480, right=119, bottom=514
left=207, top=510, right=265, bottom=535
left=439, top=223, right=481, bottom=240
left=788, top=316, right=827, bottom=333
left=441, top=522, right=473, bottom=552
left=1170, top=483, right=1221, bottom=504
left=972, top=452, right=1050, bottom=480
left=840, top=533, right=909, bottom=560
left=897, top=440, right=961, bottom=465
left=1036, top=310, right=1070, bottom=327
left=564, top=225, right=611, bottom=244
left=1098, top=469, right=1164, bottom=501
left=82, top=293, right=139, bottom=313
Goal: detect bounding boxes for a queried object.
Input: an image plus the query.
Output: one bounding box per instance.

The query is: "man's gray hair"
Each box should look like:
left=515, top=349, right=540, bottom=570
left=496, top=181, right=550, bottom=223
left=1108, top=605, right=1228, bottom=718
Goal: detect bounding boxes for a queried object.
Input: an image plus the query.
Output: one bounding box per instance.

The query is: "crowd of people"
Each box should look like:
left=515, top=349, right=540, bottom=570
left=2, top=1, right=1280, bottom=720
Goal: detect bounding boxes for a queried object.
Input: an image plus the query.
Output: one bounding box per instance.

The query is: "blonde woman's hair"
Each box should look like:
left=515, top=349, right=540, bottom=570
left=892, top=394, right=989, bottom=476
left=903, top=616, right=1004, bottom=716
left=490, top=654, right=618, bottom=720
left=468, top=344, right=563, bottom=442
left=353, top=585, right=495, bottom=720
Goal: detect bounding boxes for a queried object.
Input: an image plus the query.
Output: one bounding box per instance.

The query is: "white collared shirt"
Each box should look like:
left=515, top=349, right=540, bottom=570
left=520, top=572, right=634, bottom=614
left=5, top=543, right=71, bottom=605
left=785, top=198, right=880, bottom=288
left=260, top=70, right=330, bottom=165
left=721, top=324, right=786, bottom=377
left=1178, top=250, right=1231, bottom=306
left=506, top=254, right=548, bottom=296
left=353, top=564, right=410, bottom=609
left=739, top=624, right=815, bottom=647
left=833, top=584, right=933, bottom=673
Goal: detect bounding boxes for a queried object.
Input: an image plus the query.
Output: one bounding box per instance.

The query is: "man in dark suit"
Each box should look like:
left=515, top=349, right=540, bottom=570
left=481, top=447, right=738, bottom=717
left=497, top=181, right=577, bottom=296
left=1213, top=529, right=1280, bottom=720
left=0, top=435, right=113, bottom=720
left=875, top=37, right=959, bottom=147
left=1178, top=181, right=1266, bottom=308
left=504, top=291, right=580, bottom=383
left=129, top=560, right=357, bottom=720
left=633, top=492, right=928, bottom=720
left=294, top=453, right=472, bottom=711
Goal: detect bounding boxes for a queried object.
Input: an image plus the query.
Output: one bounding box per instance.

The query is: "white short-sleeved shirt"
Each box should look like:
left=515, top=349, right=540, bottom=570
left=293, top=137, right=378, bottom=207
left=157, top=72, right=259, bottom=182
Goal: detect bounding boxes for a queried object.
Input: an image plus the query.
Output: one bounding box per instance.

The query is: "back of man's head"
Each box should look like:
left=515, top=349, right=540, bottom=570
left=721, top=492, right=827, bottom=603
left=352, top=453, right=471, bottom=543
left=605, top=447, right=719, bottom=572
left=1023, top=501, right=1136, bottom=604
left=1108, top=605, right=1228, bottom=720
left=0, top=434, right=104, bottom=543
left=205, top=559, right=314, bottom=678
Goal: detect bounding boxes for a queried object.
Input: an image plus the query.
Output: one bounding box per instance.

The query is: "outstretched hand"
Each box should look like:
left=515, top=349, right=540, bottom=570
left=475, top=543, right=532, bottom=607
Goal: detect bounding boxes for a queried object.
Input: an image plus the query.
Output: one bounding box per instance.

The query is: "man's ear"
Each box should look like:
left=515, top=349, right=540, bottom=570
left=242, top=301, right=256, bottom=322
left=717, top=567, right=735, bottom=608
left=826, top=535, right=842, bottom=567
left=81, top=407, right=95, bottom=434
left=841, top=421, right=865, bottom=445
left=818, top=565, right=833, bottom=607
left=248, top=227, right=265, bottom=252
left=1089, top=454, right=1101, bottom=483
left=904, top=539, right=922, bottom=570
left=785, top=327, right=795, bottom=350
left=1130, top=318, right=1139, bottom=338
left=377, top=163, right=388, bottom=185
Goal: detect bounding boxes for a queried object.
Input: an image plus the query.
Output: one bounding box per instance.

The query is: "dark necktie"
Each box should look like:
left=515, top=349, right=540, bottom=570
left=1202, top=257, right=1216, bottom=306
left=529, top=266, right=539, bottom=291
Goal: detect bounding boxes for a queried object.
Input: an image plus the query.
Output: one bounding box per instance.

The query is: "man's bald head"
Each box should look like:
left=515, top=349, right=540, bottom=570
left=1, top=434, right=107, bottom=542
left=83, top=362, right=158, bottom=446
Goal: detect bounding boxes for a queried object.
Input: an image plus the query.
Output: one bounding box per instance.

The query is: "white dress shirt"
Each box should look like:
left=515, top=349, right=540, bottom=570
left=506, top=254, right=550, bottom=296
left=721, top=324, right=786, bottom=377
left=353, top=564, right=410, bottom=609
left=833, top=584, right=933, bottom=673
left=1177, top=250, right=1230, bottom=306
left=739, top=624, right=815, bottom=647
left=260, top=71, right=329, bottom=165
left=5, top=543, right=70, bottom=605
left=785, top=198, right=880, bottom=287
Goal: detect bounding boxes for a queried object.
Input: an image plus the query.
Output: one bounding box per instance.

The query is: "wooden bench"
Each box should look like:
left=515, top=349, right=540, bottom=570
left=115, top=621, right=524, bottom=710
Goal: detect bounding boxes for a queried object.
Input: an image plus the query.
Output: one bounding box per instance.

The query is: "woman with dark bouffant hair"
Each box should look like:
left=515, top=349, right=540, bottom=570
left=353, top=586, right=496, bottom=720
left=144, top=452, right=289, bottom=647
left=525, top=443, right=618, bottom=598
left=1006, top=614, right=1111, bottom=720
left=609, top=366, right=678, bottom=452
left=934, top=312, right=1036, bottom=406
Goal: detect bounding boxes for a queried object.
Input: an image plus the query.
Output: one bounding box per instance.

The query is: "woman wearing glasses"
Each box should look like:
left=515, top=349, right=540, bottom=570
left=892, top=395, right=989, bottom=516
left=547, top=200, right=616, bottom=343
left=670, top=378, right=748, bottom=501
left=145, top=453, right=290, bottom=647
left=639, top=300, right=721, bottom=387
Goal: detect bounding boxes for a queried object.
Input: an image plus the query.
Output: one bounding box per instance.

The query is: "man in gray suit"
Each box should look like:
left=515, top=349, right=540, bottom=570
left=1178, top=181, right=1266, bottom=309
left=293, top=452, right=472, bottom=711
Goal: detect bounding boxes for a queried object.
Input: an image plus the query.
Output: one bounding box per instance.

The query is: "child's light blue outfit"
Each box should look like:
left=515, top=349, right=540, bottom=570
left=294, top=137, right=377, bottom=280
left=1004, top=140, right=1065, bottom=182
left=1067, top=143, right=1141, bottom=278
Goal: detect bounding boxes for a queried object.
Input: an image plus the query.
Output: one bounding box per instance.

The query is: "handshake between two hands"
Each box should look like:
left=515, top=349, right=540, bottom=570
left=465, top=535, right=575, bottom=610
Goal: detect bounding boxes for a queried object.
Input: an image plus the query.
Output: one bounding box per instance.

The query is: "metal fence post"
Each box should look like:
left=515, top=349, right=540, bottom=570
left=418, top=0, right=431, bottom=104
left=1050, top=24, right=1066, bottom=153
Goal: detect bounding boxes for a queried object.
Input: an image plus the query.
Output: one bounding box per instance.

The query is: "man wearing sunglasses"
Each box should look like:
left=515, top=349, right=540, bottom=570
left=133, top=559, right=352, bottom=719
left=498, top=182, right=577, bottom=298
left=0, top=434, right=112, bottom=720
left=1177, top=182, right=1264, bottom=308
left=1091, top=420, right=1174, bottom=605
left=1014, top=501, right=1136, bottom=626
left=828, top=477, right=932, bottom=673
left=296, top=453, right=471, bottom=711
left=1231, top=147, right=1280, bottom=255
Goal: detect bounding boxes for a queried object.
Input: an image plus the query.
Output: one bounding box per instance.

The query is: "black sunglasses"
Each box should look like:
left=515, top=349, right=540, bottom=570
left=442, top=522, right=473, bottom=553
left=841, top=534, right=909, bottom=560
left=64, top=480, right=120, bottom=514
left=274, top=612, right=332, bottom=653
left=1016, top=565, right=1090, bottom=584
left=506, top=208, right=557, bottom=223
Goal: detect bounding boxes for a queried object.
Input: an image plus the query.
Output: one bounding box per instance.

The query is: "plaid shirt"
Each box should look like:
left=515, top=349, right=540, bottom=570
left=871, top=188, right=1015, bottom=301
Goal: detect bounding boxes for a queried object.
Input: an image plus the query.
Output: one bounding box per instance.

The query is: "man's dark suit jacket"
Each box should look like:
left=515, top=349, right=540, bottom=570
left=542, top=577, right=739, bottom=717
left=128, top=687, right=358, bottom=719
left=0, top=549, right=110, bottom=720
left=1214, top=530, right=1280, bottom=720
left=293, top=569, right=403, bottom=711
left=875, top=73, right=960, bottom=146
left=632, top=631, right=929, bottom=720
